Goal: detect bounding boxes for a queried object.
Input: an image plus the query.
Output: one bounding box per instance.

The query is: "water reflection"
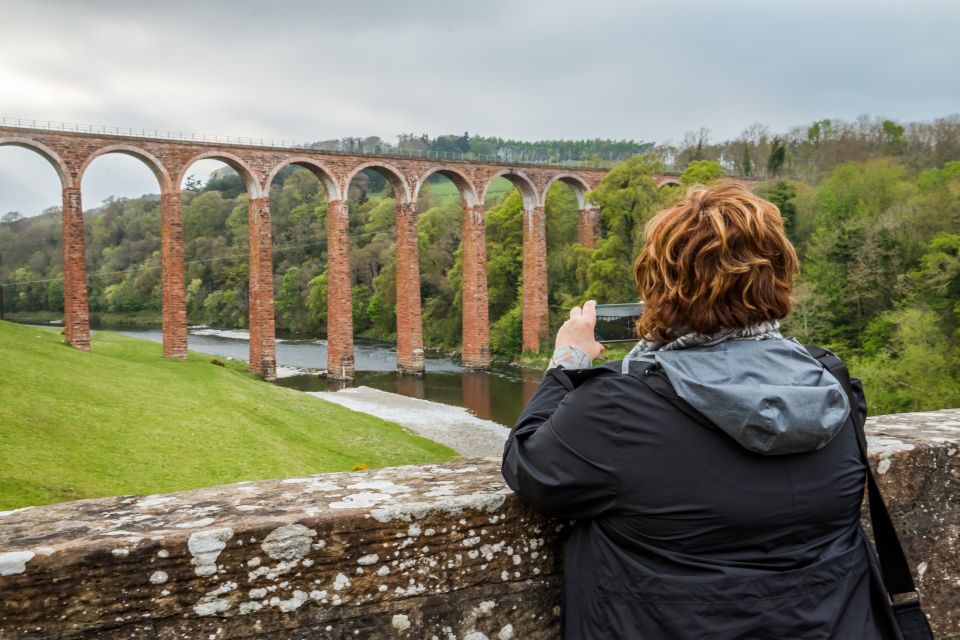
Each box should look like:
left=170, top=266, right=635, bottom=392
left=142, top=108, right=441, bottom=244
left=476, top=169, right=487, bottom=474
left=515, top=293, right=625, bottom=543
left=463, top=371, right=491, bottom=420
left=108, top=327, right=544, bottom=426
left=277, top=367, right=543, bottom=428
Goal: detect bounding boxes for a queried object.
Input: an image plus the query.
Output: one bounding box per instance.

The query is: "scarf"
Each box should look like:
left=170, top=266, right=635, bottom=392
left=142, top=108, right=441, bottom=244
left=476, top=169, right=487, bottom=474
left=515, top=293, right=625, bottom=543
left=625, top=320, right=783, bottom=360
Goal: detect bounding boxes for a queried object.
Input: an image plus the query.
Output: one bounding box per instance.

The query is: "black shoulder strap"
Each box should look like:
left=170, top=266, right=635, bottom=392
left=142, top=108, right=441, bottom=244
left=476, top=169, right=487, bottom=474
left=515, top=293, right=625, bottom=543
left=806, top=346, right=933, bottom=635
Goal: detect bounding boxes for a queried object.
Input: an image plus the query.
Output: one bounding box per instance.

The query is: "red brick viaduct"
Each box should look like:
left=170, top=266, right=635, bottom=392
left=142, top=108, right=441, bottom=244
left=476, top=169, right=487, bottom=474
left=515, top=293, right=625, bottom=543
left=0, top=121, right=759, bottom=381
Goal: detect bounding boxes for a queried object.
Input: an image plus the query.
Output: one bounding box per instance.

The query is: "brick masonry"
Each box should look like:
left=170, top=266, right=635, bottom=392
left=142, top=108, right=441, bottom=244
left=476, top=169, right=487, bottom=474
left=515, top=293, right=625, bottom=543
left=461, top=204, right=491, bottom=368
left=522, top=206, right=550, bottom=352
left=60, top=187, right=89, bottom=351
left=395, top=201, right=425, bottom=375
left=160, top=193, right=187, bottom=359
left=326, top=200, right=355, bottom=380
left=247, top=197, right=276, bottom=381
left=2, top=127, right=769, bottom=371
left=578, top=205, right=601, bottom=249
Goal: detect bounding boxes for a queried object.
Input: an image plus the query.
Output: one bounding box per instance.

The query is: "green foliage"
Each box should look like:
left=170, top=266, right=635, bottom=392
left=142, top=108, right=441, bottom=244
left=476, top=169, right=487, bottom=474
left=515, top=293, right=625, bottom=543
left=5, top=139, right=960, bottom=416
left=755, top=180, right=798, bottom=238
left=396, top=133, right=653, bottom=164
left=581, top=155, right=663, bottom=302
left=417, top=191, right=463, bottom=349
left=680, top=160, right=724, bottom=185
left=183, top=191, right=233, bottom=240
left=767, top=137, right=787, bottom=176
left=851, top=308, right=960, bottom=415
left=783, top=158, right=960, bottom=413
left=485, top=191, right=525, bottom=324
left=881, top=119, right=906, bottom=154
left=811, top=160, right=911, bottom=227
left=490, top=300, right=523, bottom=356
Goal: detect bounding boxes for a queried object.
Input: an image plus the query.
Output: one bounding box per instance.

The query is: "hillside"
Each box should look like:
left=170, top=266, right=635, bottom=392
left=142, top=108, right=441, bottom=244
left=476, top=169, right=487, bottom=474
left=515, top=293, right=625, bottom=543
left=0, top=321, right=457, bottom=510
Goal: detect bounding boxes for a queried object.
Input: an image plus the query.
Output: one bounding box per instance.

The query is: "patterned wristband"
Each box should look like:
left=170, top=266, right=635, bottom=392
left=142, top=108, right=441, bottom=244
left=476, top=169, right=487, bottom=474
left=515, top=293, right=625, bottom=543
left=549, top=345, right=593, bottom=370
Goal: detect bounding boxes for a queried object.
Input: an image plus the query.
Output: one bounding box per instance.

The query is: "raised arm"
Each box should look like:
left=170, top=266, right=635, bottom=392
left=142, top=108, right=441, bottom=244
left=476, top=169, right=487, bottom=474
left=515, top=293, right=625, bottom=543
left=501, top=369, right=622, bottom=520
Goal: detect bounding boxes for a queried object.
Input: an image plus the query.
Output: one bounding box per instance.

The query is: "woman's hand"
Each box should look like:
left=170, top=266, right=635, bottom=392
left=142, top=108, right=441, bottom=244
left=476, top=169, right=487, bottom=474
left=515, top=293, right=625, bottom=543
left=555, top=300, right=605, bottom=360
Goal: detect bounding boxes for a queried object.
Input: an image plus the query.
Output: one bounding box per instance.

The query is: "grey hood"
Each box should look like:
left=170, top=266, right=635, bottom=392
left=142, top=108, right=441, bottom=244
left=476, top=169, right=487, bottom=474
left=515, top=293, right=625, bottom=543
left=631, top=338, right=850, bottom=455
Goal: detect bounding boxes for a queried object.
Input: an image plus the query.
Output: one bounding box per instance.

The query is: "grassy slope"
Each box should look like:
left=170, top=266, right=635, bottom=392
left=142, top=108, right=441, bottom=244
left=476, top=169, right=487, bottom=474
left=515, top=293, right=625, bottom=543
left=368, top=176, right=515, bottom=203
left=0, top=321, right=456, bottom=509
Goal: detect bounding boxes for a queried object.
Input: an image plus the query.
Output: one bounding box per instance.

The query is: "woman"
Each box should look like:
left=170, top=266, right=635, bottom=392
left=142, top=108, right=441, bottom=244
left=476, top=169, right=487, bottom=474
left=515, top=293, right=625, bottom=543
left=501, top=182, right=900, bottom=639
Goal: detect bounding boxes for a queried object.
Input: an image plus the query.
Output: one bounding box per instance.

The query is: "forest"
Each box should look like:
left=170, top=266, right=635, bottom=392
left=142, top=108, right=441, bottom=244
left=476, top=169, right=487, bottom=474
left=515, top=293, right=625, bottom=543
left=1, top=114, right=959, bottom=415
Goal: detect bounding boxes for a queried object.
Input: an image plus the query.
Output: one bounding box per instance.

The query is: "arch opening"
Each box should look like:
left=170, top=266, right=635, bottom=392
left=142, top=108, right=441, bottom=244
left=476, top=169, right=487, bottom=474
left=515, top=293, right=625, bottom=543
left=0, top=139, right=69, bottom=189
left=544, top=174, right=589, bottom=209
left=268, top=163, right=331, bottom=340
left=481, top=176, right=532, bottom=358
left=346, top=163, right=409, bottom=204
left=483, top=170, right=538, bottom=210
left=80, top=152, right=170, bottom=329
left=0, top=144, right=66, bottom=324
left=79, top=146, right=170, bottom=194
left=415, top=170, right=470, bottom=353
left=265, top=159, right=339, bottom=202
left=416, top=168, right=477, bottom=208
left=346, top=167, right=403, bottom=357
left=179, top=153, right=260, bottom=200
left=543, top=179, right=584, bottom=337
left=177, top=160, right=253, bottom=331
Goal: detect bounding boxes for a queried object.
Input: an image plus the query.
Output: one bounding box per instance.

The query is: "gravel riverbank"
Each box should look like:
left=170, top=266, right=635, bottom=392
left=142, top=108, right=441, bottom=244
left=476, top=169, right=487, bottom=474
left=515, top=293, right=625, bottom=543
left=308, top=386, right=508, bottom=458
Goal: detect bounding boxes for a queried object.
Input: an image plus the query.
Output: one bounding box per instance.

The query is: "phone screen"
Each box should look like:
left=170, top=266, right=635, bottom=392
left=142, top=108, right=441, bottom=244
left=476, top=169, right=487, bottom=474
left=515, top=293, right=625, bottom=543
left=593, top=303, right=643, bottom=343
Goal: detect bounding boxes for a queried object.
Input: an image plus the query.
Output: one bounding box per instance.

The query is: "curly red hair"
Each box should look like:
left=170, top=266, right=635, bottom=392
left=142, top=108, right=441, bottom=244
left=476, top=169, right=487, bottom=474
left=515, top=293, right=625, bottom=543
left=634, top=180, right=799, bottom=341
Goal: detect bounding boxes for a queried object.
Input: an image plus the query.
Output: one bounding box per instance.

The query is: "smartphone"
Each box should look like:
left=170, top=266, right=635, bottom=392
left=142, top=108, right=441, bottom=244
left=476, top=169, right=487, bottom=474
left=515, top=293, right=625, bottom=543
left=593, top=302, right=644, bottom=343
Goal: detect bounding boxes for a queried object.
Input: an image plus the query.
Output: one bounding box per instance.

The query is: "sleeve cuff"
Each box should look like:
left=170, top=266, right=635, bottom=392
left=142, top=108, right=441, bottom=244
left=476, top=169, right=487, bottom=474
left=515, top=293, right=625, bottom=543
left=549, top=345, right=593, bottom=370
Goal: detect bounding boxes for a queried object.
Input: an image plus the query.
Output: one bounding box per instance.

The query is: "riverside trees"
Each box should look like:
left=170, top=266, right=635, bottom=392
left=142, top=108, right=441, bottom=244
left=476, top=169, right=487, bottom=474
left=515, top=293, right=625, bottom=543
left=1, top=118, right=959, bottom=414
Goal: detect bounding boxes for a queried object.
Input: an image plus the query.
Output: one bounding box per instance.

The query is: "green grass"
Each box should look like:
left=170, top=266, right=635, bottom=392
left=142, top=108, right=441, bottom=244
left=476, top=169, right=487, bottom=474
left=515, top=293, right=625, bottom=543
left=0, top=311, right=64, bottom=325
left=422, top=176, right=514, bottom=203
left=0, top=321, right=457, bottom=510
left=363, top=176, right=516, bottom=204
left=3, top=310, right=163, bottom=328
left=517, top=344, right=634, bottom=369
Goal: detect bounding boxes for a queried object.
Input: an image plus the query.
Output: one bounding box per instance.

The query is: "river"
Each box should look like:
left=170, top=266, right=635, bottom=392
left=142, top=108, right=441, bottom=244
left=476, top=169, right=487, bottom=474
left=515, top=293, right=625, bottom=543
left=111, top=328, right=543, bottom=427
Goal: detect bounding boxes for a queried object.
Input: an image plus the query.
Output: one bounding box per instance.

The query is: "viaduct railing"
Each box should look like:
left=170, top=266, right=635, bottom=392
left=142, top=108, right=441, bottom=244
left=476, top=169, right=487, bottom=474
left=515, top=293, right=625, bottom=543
left=0, top=121, right=622, bottom=382
left=0, top=117, right=621, bottom=169
left=0, top=120, right=762, bottom=383
left=1, top=407, right=957, bottom=639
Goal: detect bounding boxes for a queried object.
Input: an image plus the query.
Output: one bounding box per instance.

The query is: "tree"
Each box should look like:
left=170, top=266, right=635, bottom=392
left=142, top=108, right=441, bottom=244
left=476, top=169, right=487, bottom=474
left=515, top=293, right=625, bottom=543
left=1, top=212, right=23, bottom=224
left=881, top=119, right=905, bottom=155
left=581, top=155, right=663, bottom=303
left=680, top=160, right=724, bottom=185
left=741, top=146, right=752, bottom=177
left=758, top=180, right=799, bottom=239
left=852, top=308, right=960, bottom=414
left=767, top=137, right=787, bottom=176
left=183, top=191, right=233, bottom=241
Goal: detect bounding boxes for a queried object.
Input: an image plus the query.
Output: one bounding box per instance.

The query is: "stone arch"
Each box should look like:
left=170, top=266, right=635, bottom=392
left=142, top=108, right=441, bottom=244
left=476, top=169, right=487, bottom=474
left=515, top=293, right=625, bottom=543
left=0, top=137, right=72, bottom=188
left=414, top=166, right=478, bottom=208
left=543, top=173, right=591, bottom=208
left=177, top=151, right=263, bottom=199
left=656, top=177, right=682, bottom=189
left=264, top=157, right=341, bottom=201
left=77, top=144, right=172, bottom=194
left=344, top=161, right=411, bottom=204
left=482, top=169, right=539, bottom=210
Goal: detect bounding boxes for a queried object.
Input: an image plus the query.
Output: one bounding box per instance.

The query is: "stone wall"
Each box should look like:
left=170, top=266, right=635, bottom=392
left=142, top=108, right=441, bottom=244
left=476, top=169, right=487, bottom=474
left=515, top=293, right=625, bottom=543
left=1, top=409, right=958, bottom=639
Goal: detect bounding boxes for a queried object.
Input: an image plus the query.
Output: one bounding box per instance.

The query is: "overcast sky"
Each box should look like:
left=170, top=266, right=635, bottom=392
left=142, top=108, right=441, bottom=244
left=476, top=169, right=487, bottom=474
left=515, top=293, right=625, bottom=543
left=1, top=0, right=958, bottom=216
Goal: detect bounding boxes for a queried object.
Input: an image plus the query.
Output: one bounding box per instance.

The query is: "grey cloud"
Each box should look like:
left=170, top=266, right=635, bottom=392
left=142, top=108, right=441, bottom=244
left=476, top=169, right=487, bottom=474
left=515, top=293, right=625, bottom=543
left=1, top=0, right=959, bottom=214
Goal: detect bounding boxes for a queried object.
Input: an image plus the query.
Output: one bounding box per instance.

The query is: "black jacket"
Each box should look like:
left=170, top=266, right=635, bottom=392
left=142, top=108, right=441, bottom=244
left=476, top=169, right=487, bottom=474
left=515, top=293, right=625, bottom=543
left=502, top=361, right=901, bottom=639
